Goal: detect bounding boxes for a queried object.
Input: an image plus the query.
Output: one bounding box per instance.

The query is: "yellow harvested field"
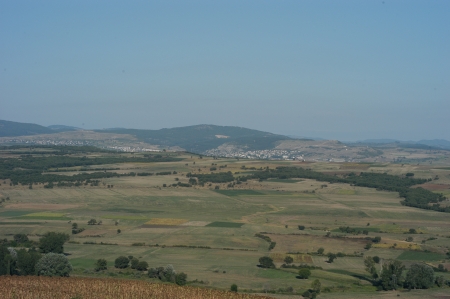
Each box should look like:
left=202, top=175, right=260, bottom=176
left=1, top=276, right=271, bottom=299
left=23, top=212, right=66, bottom=217
left=145, top=218, right=189, bottom=226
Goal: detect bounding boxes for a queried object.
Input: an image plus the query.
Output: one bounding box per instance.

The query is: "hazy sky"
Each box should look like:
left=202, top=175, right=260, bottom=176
left=1, top=1, right=449, bottom=141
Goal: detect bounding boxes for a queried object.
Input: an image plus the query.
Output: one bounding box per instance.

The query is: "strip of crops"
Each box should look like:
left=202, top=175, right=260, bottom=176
left=0, top=276, right=271, bottom=299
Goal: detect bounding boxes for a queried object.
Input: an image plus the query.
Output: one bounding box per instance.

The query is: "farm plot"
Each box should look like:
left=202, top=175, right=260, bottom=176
left=206, top=222, right=244, bottom=228
left=18, top=212, right=71, bottom=220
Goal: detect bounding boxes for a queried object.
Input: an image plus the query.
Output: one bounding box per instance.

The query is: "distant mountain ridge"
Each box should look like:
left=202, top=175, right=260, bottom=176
left=0, top=120, right=80, bottom=137
left=349, top=138, right=450, bottom=150
left=99, top=124, right=291, bottom=152
left=1, top=119, right=449, bottom=152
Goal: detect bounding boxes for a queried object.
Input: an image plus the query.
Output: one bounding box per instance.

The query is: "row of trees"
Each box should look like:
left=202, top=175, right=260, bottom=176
left=0, top=246, right=72, bottom=277
left=364, top=258, right=449, bottom=290
left=111, top=256, right=187, bottom=285
left=0, top=152, right=180, bottom=185
left=244, top=167, right=447, bottom=213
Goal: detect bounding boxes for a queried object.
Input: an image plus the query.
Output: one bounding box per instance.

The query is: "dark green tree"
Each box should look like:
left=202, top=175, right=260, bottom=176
left=311, top=279, right=321, bottom=293
left=176, top=272, right=187, bottom=286
left=0, top=246, right=11, bottom=275
left=136, top=261, right=148, bottom=271
left=364, top=256, right=378, bottom=279
left=114, top=256, right=129, bottom=269
left=284, top=256, right=294, bottom=264
left=130, top=258, right=139, bottom=269
left=13, top=234, right=29, bottom=244
left=327, top=253, right=337, bottom=263
left=317, top=247, right=324, bottom=255
left=17, top=249, right=41, bottom=275
left=380, top=260, right=405, bottom=290
left=298, top=268, right=311, bottom=279
left=404, top=263, right=434, bottom=289
left=259, top=256, right=275, bottom=268
left=39, top=232, right=70, bottom=253
left=95, top=259, right=107, bottom=271
left=230, top=283, right=238, bottom=292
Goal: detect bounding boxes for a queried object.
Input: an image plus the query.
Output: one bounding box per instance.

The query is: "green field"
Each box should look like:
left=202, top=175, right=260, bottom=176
left=1, top=149, right=449, bottom=297
left=397, top=251, right=446, bottom=261
left=214, top=189, right=263, bottom=196
left=0, top=210, right=33, bottom=217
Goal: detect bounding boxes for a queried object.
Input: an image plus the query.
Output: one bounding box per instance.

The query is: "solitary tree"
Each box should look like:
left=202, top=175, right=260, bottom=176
left=317, top=247, right=324, bottom=255
left=298, top=268, right=311, bottom=279
left=259, top=256, right=275, bottom=268
left=327, top=253, right=337, bottom=263
left=230, top=284, right=238, bottom=292
left=284, top=256, right=294, bottom=264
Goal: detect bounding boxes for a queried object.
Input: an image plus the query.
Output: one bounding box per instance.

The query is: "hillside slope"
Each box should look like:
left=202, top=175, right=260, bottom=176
left=99, top=125, right=291, bottom=152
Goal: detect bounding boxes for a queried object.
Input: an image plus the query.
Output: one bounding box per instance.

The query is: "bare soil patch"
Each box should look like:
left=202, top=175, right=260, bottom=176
left=418, top=184, right=449, bottom=191
left=180, top=221, right=210, bottom=227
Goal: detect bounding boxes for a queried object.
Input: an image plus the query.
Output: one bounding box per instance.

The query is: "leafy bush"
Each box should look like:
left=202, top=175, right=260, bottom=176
left=298, top=268, right=311, bottom=279
left=95, top=259, right=107, bottom=271
left=36, top=253, right=72, bottom=277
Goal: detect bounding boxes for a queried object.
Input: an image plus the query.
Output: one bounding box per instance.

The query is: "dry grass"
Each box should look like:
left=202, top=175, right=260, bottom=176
left=269, top=253, right=312, bottom=263
left=0, top=276, right=272, bottom=299
left=4, top=203, right=81, bottom=210
left=145, top=218, right=189, bottom=225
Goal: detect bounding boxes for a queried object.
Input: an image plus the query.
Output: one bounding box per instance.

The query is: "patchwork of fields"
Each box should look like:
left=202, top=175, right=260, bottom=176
left=1, top=149, right=450, bottom=298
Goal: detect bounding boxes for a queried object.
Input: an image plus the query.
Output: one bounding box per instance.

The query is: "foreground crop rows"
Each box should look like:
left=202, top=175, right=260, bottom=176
left=0, top=276, right=272, bottom=299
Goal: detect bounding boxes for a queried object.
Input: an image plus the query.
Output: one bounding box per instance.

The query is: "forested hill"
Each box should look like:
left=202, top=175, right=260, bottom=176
left=98, top=125, right=291, bottom=152
left=0, top=120, right=78, bottom=137
left=0, top=120, right=55, bottom=137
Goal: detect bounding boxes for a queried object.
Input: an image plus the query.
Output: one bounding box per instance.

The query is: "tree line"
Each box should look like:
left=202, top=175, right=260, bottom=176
left=245, top=167, right=448, bottom=213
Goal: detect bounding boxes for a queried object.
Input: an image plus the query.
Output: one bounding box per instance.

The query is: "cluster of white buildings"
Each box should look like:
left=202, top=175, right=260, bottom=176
left=204, top=148, right=307, bottom=160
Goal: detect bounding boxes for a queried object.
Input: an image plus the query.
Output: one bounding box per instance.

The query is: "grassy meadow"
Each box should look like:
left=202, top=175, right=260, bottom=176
left=0, top=149, right=449, bottom=298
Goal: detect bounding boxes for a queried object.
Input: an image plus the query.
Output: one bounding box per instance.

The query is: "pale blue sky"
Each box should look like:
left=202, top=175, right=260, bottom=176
left=1, top=0, right=449, bottom=140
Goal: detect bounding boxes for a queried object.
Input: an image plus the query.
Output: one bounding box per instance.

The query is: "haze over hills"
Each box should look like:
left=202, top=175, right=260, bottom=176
left=1, top=119, right=449, bottom=162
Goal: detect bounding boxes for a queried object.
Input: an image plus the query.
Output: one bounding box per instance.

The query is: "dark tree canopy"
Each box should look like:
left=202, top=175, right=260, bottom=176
left=380, top=260, right=405, bottom=290
left=404, top=263, right=435, bottom=289
left=39, top=232, right=70, bottom=254
left=114, top=256, right=129, bottom=269
left=298, top=268, right=311, bottom=279
left=259, top=256, right=275, bottom=268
